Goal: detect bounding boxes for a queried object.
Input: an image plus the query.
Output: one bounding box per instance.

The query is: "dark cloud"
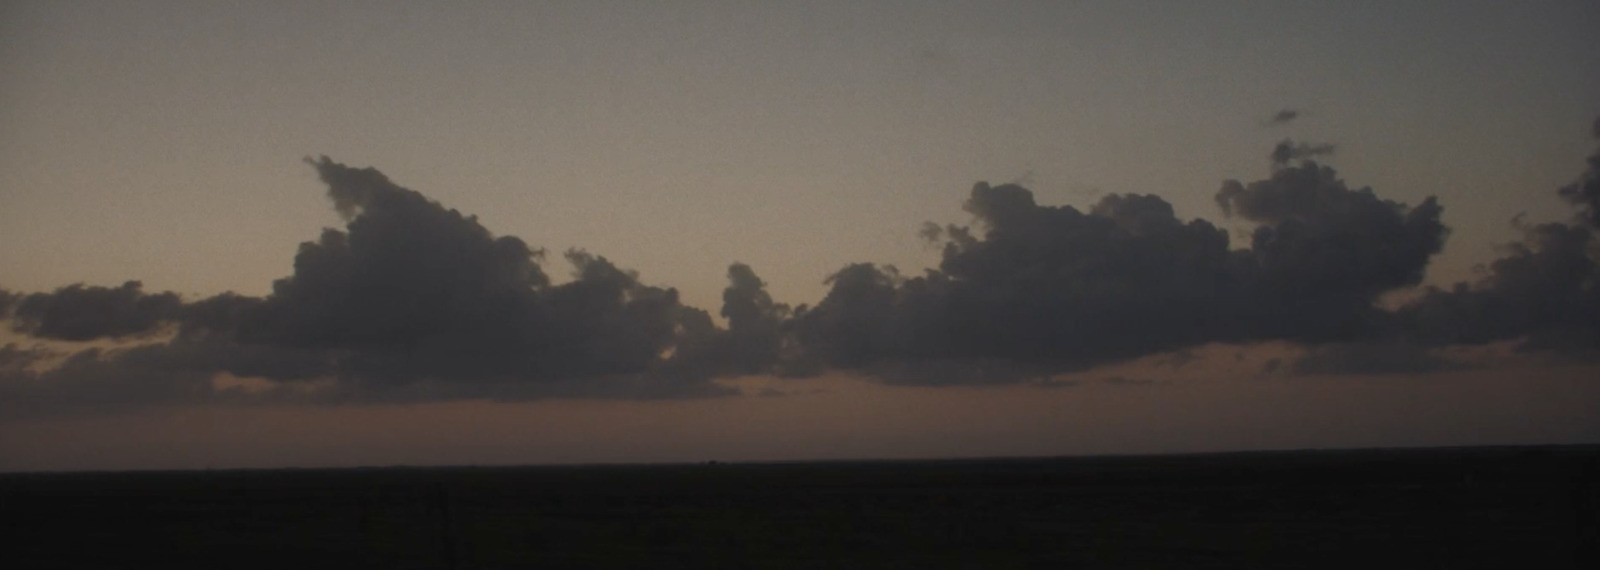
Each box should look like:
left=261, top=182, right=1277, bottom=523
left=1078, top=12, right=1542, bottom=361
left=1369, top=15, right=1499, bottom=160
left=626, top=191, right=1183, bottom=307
left=1398, top=221, right=1599, bottom=355
left=3, top=157, right=743, bottom=417
left=789, top=262, right=906, bottom=370
left=1267, top=139, right=1336, bottom=165
left=199, top=157, right=735, bottom=395
left=0, top=288, right=17, bottom=317
left=0, top=344, right=231, bottom=419
left=933, top=187, right=1241, bottom=364
left=8, top=116, right=1599, bottom=411
left=645, top=262, right=790, bottom=380
left=0, top=343, right=45, bottom=381
left=1267, top=109, right=1301, bottom=126
left=783, top=144, right=1449, bottom=383
left=1262, top=122, right=1600, bottom=365
left=1394, top=120, right=1600, bottom=360
left=717, top=263, right=788, bottom=372
left=1217, top=158, right=1448, bottom=341
left=8, top=281, right=181, bottom=341
left=1557, top=116, right=1600, bottom=228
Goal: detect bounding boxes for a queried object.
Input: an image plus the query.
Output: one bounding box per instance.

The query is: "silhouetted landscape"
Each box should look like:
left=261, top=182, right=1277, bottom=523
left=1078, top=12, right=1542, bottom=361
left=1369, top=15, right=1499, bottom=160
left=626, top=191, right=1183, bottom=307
left=5, top=444, right=1596, bottom=568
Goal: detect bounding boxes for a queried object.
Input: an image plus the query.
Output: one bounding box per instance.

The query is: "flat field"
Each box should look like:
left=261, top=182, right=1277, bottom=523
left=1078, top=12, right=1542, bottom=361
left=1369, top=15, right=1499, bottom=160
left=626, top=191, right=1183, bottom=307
left=3, top=445, right=1596, bottom=568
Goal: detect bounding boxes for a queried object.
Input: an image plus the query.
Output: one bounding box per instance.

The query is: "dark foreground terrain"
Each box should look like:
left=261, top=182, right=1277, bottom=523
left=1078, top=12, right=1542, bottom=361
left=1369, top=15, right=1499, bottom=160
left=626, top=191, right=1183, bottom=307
left=3, top=446, right=1597, bottom=569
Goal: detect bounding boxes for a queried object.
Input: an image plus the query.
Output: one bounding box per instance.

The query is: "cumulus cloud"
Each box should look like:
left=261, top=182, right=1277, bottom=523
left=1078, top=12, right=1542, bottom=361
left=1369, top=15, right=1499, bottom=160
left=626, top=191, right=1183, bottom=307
left=781, top=144, right=1449, bottom=383
left=169, top=158, right=714, bottom=392
left=647, top=262, right=790, bottom=380
left=1557, top=116, right=1600, bottom=229
left=1387, top=120, right=1600, bottom=364
left=714, top=263, right=789, bottom=373
left=2, top=157, right=747, bottom=417
left=8, top=281, right=181, bottom=341
left=1217, top=156, right=1448, bottom=341
left=6, top=116, right=1599, bottom=410
left=1398, top=221, right=1600, bottom=358
left=231, top=158, right=740, bottom=395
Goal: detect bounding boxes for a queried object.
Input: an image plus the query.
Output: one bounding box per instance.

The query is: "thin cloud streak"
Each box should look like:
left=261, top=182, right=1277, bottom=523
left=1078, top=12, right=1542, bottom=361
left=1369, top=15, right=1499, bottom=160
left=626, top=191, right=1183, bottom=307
left=1266, top=108, right=1301, bottom=126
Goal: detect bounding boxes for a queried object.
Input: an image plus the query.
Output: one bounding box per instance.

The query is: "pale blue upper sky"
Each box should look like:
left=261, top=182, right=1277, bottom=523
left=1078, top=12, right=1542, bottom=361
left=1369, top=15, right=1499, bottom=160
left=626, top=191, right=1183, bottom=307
left=4, top=1, right=1596, bottom=313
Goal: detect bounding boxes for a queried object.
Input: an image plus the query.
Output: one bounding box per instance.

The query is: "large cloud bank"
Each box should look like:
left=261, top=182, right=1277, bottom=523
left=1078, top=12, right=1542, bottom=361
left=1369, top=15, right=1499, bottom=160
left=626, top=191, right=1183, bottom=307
left=4, top=118, right=1598, bottom=416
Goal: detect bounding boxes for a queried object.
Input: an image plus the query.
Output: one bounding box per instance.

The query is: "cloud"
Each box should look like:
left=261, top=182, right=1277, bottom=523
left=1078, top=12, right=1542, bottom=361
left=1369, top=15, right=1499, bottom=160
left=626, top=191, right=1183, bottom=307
left=190, top=158, right=712, bottom=391
left=1557, top=116, right=1600, bottom=228
left=0, top=344, right=229, bottom=419
left=654, top=262, right=790, bottom=379
left=6, top=116, right=1600, bottom=412
left=715, top=263, right=789, bottom=373
left=1398, top=221, right=1600, bottom=356
left=3, top=157, right=748, bottom=417
left=232, top=158, right=741, bottom=394
left=0, top=343, right=45, bottom=381
left=8, top=281, right=181, bottom=341
left=785, top=148, right=1448, bottom=382
left=1217, top=155, right=1448, bottom=341
left=1267, top=139, right=1336, bottom=165
left=1267, top=108, right=1301, bottom=126
left=1394, top=121, right=1600, bottom=361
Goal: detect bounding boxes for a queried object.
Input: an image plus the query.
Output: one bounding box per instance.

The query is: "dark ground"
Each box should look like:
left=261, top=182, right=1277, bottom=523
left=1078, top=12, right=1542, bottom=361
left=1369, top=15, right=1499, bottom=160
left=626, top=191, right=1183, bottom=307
left=2, top=445, right=1597, bottom=569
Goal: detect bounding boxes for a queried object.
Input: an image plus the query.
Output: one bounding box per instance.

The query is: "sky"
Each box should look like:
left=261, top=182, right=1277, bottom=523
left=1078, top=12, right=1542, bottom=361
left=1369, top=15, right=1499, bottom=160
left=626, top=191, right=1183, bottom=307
left=1, top=1, right=1598, bottom=471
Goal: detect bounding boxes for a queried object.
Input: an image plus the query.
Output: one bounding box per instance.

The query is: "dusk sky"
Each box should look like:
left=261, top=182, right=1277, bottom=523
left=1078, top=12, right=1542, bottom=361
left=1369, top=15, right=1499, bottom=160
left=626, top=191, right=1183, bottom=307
left=2, top=1, right=1598, bottom=472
